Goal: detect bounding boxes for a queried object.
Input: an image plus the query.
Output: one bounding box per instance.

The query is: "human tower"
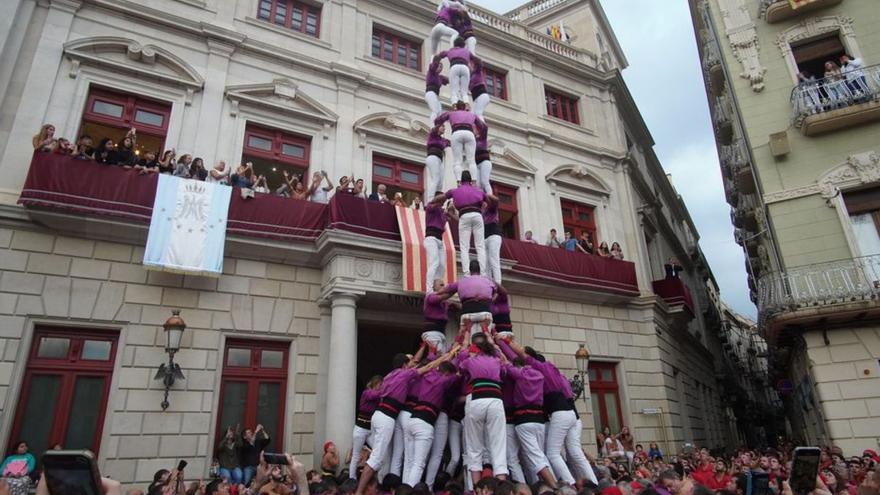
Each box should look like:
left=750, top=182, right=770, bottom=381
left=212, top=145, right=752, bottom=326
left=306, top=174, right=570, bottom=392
left=352, top=3, right=597, bottom=495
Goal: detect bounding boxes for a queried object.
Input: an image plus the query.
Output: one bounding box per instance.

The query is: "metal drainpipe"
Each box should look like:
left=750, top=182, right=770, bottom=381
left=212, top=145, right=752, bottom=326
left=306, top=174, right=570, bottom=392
left=700, top=1, right=786, bottom=278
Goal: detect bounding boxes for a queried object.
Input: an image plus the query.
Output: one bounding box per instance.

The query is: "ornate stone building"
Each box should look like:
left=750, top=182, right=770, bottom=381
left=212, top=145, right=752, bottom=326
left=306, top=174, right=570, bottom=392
left=0, top=0, right=748, bottom=485
left=689, top=0, right=880, bottom=452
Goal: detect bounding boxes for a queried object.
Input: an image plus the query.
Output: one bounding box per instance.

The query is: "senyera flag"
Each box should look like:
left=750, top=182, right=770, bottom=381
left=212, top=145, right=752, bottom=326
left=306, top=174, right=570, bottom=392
left=395, top=205, right=456, bottom=292
left=144, top=174, right=232, bottom=276
left=788, top=0, right=818, bottom=9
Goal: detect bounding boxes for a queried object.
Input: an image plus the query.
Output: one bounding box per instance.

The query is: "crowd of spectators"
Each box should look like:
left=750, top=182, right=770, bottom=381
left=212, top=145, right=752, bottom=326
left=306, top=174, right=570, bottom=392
left=3, top=438, right=878, bottom=495
left=527, top=229, right=624, bottom=260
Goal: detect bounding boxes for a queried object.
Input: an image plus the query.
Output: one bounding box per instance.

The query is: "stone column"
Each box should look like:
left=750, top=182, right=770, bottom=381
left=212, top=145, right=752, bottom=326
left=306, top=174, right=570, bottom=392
left=324, top=292, right=360, bottom=456
left=313, top=301, right=332, bottom=467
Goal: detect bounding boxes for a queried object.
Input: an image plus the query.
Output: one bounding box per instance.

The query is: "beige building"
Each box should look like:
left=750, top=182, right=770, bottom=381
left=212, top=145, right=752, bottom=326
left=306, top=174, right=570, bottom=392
left=0, top=0, right=752, bottom=485
left=689, top=0, right=880, bottom=453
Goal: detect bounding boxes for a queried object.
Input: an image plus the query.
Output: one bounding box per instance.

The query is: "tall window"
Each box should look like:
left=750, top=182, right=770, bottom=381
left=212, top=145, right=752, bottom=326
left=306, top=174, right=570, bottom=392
left=10, top=328, right=118, bottom=456
left=844, top=188, right=880, bottom=256
left=561, top=199, right=596, bottom=244
left=588, top=362, right=623, bottom=441
left=790, top=32, right=845, bottom=79
left=242, top=123, right=311, bottom=191
left=257, top=0, right=321, bottom=37
left=217, top=340, right=289, bottom=449
left=491, top=182, right=519, bottom=239
left=80, top=87, right=172, bottom=156
left=545, top=88, right=580, bottom=124
left=371, top=29, right=421, bottom=71
left=372, top=154, right=424, bottom=205
left=484, top=68, right=508, bottom=100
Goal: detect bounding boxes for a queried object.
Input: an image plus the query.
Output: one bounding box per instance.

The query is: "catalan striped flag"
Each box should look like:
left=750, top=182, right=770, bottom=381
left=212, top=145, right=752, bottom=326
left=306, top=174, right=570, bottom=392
left=395, top=205, right=457, bottom=293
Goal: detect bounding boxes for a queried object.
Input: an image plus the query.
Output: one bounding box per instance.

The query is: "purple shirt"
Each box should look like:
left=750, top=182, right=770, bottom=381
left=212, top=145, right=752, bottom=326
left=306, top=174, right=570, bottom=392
left=470, top=60, right=485, bottom=89
left=435, top=5, right=457, bottom=24
left=446, top=274, right=495, bottom=301
left=427, top=128, right=450, bottom=151
left=423, top=293, right=449, bottom=321
left=444, top=46, right=472, bottom=64
left=504, top=364, right=544, bottom=407
left=457, top=351, right=503, bottom=382
left=475, top=123, right=489, bottom=151
left=415, top=370, right=460, bottom=408
left=359, top=388, right=381, bottom=414
left=380, top=367, right=419, bottom=403
left=482, top=200, right=499, bottom=225
left=498, top=340, right=571, bottom=398
left=426, top=61, right=448, bottom=89
left=425, top=203, right=447, bottom=231
left=435, top=110, right=484, bottom=131
left=445, top=183, right=485, bottom=209
left=491, top=291, right=509, bottom=315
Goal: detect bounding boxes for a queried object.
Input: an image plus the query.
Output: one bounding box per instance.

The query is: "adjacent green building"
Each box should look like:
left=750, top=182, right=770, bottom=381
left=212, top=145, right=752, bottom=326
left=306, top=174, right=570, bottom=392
left=690, top=0, right=880, bottom=452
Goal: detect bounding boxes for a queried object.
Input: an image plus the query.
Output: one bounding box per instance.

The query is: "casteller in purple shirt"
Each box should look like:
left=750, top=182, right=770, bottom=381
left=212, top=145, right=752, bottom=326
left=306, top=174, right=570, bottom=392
left=445, top=274, right=496, bottom=301
left=444, top=183, right=485, bottom=210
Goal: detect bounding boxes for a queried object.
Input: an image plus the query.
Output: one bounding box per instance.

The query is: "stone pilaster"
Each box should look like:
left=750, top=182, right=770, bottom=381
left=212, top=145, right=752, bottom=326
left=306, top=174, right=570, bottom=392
left=323, top=291, right=360, bottom=456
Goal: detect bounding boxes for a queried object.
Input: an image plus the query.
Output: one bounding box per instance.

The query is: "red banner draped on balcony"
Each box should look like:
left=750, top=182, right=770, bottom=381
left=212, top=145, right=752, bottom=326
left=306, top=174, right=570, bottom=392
left=652, top=278, right=695, bottom=316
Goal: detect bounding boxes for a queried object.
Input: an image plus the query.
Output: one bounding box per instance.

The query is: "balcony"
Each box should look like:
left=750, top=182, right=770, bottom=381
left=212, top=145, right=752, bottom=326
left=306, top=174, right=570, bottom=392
left=713, top=96, right=734, bottom=144
left=702, top=39, right=725, bottom=93
left=732, top=191, right=758, bottom=230
left=757, top=254, right=880, bottom=339
left=18, top=152, right=640, bottom=297
left=652, top=278, right=695, bottom=319
left=720, top=140, right=755, bottom=195
left=791, top=64, right=880, bottom=136
left=759, top=0, right=844, bottom=24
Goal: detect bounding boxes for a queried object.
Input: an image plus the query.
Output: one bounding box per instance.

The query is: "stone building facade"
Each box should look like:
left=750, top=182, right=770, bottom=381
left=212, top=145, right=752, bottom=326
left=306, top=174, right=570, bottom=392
left=689, top=0, right=880, bottom=452
left=0, top=0, right=752, bottom=485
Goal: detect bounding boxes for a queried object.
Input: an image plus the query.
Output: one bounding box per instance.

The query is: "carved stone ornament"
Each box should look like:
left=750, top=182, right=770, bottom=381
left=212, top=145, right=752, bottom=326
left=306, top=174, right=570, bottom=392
left=352, top=112, right=430, bottom=144
left=225, top=78, right=339, bottom=124
left=762, top=150, right=880, bottom=203
left=382, top=112, right=429, bottom=136
left=355, top=259, right=373, bottom=278
left=716, top=0, right=766, bottom=92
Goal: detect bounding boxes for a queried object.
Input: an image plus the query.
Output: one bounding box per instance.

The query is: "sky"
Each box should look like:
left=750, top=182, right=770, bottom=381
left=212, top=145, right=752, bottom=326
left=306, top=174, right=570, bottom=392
left=471, top=0, right=756, bottom=318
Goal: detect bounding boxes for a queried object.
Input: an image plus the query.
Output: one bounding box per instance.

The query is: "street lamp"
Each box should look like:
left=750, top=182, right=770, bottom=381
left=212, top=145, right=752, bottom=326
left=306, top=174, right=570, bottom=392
left=154, top=309, right=186, bottom=411
left=569, top=343, right=591, bottom=405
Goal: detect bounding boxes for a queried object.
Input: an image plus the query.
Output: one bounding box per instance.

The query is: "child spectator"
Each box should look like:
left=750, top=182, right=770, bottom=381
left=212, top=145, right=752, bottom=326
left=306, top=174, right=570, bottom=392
left=135, top=150, right=160, bottom=174
left=190, top=157, right=208, bottom=181
left=94, top=138, right=117, bottom=165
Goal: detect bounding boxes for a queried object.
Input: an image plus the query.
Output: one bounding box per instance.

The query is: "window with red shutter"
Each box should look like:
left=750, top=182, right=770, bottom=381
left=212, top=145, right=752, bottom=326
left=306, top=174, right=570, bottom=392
left=372, top=154, right=424, bottom=205
left=544, top=88, right=580, bottom=124
left=257, top=0, right=321, bottom=37
left=242, top=123, right=311, bottom=192
left=561, top=199, right=597, bottom=244
left=490, top=182, right=519, bottom=239
left=80, top=87, right=172, bottom=157
left=588, top=362, right=624, bottom=444
left=371, top=29, right=422, bottom=71
left=484, top=68, right=508, bottom=100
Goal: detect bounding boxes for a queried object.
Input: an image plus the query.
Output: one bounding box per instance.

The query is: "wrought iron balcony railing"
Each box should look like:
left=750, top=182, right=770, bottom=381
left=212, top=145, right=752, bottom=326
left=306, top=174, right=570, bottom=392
left=757, top=254, right=880, bottom=321
left=791, top=64, right=880, bottom=129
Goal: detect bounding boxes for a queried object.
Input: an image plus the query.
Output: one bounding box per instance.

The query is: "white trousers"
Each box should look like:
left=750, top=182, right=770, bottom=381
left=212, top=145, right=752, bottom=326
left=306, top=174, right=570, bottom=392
left=350, top=424, right=373, bottom=479
left=425, top=235, right=446, bottom=293
left=430, top=23, right=459, bottom=55
left=506, top=424, right=525, bottom=482
left=425, top=155, right=444, bottom=205
left=545, top=409, right=577, bottom=484
left=365, top=411, right=396, bottom=471
left=451, top=130, right=477, bottom=183
left=477, top=159, right=492, bottom=194
left=449, top=64, right=471, bottom=104
left=516, top=422, right=550, bottom=481
left=390, top=410, right=411, bottom=476
left=458, top=211, right=486, bottom=276
left=425, top=412, right=449, bottom=486
left=426, top=91, right=442, bottom=124
left=567, top=419, right=598, bottom=484
left=473, top=93, right=491, bottom=117
left=403, top=417, right=435, bottom=486
left=485, top=234, right=502, bottom=283
left=463, top=396, right=508, bottom=475
left=445, top=419, right=463, bottom=477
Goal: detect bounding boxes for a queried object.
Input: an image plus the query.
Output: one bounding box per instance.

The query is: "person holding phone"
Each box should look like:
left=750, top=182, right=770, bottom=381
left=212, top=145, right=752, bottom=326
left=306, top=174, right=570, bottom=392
left=240, top=424, right=270, bottom=487
left=215, top=425, right=243, bottom=484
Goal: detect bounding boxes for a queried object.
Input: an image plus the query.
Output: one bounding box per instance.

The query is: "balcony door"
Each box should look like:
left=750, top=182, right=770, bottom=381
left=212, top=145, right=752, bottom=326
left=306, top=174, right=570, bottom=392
left=588, top=362, right=623, bottom=445
left=844, top=188, right=880, bottom=257
left=9, top=328, right=118, bottom=456
left=80, top=87, right=171, bottom=156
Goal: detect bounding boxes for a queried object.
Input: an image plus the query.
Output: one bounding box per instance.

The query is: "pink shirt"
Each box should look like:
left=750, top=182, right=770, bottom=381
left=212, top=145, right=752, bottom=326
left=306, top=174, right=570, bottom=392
left=446, top=274, right=495, bottom=301
left=445, top=183, right=485, bottom=209
left=423, top=293, right=449, bottom=321
left=444, top=46, right=472, bottom=64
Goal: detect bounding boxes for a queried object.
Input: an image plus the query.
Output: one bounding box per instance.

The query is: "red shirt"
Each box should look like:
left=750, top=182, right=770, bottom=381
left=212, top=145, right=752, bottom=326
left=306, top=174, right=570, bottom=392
left=702, top=474, right=733, bottom=491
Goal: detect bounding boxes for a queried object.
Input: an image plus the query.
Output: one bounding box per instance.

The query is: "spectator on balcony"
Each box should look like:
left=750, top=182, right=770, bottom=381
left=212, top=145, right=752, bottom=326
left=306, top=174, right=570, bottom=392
left=94, top=138, right=117, bottom=165
left=577, top=232, right=593, bottom=254
left=174, top=154, right=193, bottom=177
left=190, top=157, right=209, bottom=181
left=207, top=161, right=230, bottom=184
left=611, top=242, right=624, bottom=260
left=546, top=229, right=562, bottom=248
left=158, top=149, right=176, bottom=174
left=53, top=138, right=74, bottom=156
left=253, top=175, right=270, bottom=194
left=597, top=241, right=612, bottom=258
left=134, top=150, right=160, bottom=175
left=336, top=176, right=353, bottom=195
left=521, top=231, right=538, bottom=244
left=353, top=178, right=367, bottom=199
left=73, top=134, right=95, bottom=160
left=819, top=63, right=844, bottom=105
left=840, top=54, right=869, bottom=98
left=561, top=231, right=577, bottom=252
left=231, top=164, right=255, bottom=189
left=215, top=426, right=243, bottom=484
left=664, top=257, right=684, bottom=279
left=115, top=129, right=138, bottom=167
left=32, top=124, right=56, bottom=151
left=369, top=184, right=388, bottom=203
left=309, top=171, right=333, bottom=204
left=412, top=195, right=424, bottom=210
left=393, top=192, right=407, bottom=208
